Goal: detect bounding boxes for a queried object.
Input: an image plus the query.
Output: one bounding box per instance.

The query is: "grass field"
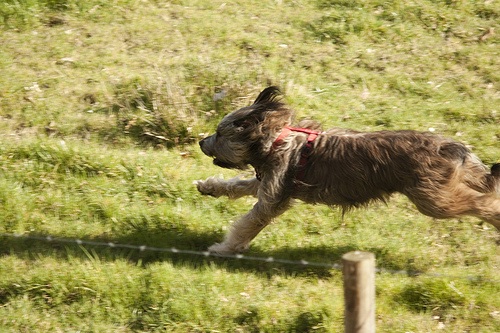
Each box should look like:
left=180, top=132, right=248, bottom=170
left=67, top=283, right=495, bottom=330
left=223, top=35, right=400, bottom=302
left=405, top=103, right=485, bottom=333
left=1, top=0, right=500, bottom=331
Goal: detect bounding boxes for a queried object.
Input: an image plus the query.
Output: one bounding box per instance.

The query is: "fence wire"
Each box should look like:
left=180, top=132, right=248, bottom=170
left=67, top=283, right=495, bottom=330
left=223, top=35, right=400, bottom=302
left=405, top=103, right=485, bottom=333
left=1, top=232, right=498, bottom=284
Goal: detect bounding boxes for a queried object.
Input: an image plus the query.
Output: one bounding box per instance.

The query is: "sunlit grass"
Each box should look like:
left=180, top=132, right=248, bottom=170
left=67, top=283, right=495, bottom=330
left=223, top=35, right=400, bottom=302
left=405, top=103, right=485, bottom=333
left=1, top=0, right=500, bottom=331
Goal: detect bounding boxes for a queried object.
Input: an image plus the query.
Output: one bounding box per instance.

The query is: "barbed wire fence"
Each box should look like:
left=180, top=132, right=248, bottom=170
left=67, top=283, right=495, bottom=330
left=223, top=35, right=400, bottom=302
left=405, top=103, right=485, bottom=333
left=1, top=232, right=498, bottom=284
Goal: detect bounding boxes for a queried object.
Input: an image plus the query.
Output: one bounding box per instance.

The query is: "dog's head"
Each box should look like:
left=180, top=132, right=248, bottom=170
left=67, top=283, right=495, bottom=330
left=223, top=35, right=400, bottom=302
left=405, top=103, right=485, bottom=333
left=199, top=86, right=293, bottom=170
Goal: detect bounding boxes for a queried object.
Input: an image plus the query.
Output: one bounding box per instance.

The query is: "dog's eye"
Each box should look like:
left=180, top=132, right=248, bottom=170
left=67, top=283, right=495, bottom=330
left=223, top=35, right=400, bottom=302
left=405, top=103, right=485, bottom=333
left=233, top=119, right=248, bottom=129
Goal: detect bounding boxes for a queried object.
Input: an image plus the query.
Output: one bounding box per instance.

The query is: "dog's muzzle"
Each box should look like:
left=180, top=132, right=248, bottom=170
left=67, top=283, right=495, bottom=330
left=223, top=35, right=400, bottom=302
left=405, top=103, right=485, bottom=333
left=199, top=136, right=213, bottom=156
left=199, top=138, right=206, bottom=150
left=199, top=137, right=245, bottom=170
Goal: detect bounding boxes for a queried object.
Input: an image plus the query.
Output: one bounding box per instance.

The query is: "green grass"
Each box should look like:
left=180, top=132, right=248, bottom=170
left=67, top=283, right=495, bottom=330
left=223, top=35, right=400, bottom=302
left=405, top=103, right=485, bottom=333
left=1, top=0, right=500, bottom=331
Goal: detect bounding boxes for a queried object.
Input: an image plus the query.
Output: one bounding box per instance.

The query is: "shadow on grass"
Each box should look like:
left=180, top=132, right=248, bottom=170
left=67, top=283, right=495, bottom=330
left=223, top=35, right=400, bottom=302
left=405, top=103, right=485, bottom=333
left=1, top=227, right=426, bottom=279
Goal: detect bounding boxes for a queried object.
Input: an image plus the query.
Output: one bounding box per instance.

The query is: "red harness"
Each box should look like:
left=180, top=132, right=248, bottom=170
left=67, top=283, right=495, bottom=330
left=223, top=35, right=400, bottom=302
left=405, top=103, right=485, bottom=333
left=257, top=126, right=324, bottom=182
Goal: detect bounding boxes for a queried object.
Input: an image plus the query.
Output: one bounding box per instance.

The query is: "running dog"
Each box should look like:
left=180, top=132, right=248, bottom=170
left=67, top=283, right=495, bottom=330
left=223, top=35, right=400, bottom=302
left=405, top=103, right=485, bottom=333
left=197, top=86, right=500, bottom=254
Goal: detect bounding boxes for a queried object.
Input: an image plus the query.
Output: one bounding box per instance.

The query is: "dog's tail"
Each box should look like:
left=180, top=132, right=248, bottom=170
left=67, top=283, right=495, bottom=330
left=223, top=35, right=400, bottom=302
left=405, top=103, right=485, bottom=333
left=491, top=163, right=500, bottom=177
left=485, top=163, right=500, bottom=194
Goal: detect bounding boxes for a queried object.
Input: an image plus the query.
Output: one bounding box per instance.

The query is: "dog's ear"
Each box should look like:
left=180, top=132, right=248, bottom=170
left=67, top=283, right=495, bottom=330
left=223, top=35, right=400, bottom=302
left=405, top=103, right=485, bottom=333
left=233, top=86, right=290, bottom=130
left=252, top=86, right=282, bottom=105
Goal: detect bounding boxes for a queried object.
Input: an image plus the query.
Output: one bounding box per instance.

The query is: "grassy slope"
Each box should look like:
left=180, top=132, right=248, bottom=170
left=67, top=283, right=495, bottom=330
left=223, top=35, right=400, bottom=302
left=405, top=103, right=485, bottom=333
left=1, top=0, right=500, bottom=331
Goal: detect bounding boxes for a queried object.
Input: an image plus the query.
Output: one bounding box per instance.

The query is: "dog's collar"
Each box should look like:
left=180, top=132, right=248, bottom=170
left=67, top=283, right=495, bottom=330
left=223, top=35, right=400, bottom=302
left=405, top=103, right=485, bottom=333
left=256, top=126, right=324, bottom=181
left=271, top=126, right=324, bottom=150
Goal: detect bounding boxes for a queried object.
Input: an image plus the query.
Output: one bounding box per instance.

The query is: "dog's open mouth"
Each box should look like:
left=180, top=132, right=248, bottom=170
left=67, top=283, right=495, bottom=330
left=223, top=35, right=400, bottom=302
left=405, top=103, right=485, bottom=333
left=213, top=158, right=246, bottom=170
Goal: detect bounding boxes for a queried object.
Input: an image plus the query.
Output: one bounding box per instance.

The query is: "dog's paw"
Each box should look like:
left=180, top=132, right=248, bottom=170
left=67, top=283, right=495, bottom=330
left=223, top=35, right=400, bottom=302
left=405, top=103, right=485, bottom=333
left=196, top=176, right=224, bottom=197
left=208, top=242, right=236, bottom=255
left=208, top=242, right=249, bottom=255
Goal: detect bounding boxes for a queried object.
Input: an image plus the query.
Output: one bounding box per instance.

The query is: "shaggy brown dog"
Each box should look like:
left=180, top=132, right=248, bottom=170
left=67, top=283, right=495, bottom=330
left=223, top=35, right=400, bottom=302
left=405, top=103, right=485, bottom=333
left=197, top=86, right=500, bottom=254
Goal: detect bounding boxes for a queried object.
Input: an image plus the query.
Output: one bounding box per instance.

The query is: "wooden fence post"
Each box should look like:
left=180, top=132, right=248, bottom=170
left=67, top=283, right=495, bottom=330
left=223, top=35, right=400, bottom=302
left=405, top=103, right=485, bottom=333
left=342, top=251, right=375, bottom=333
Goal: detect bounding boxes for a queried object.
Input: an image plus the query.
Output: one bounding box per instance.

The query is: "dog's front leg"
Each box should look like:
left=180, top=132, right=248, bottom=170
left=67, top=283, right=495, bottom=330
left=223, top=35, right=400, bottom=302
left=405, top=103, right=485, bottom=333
left=196, top=176, right=260, bottom=199
left=208, top=199, right=290, bottom=254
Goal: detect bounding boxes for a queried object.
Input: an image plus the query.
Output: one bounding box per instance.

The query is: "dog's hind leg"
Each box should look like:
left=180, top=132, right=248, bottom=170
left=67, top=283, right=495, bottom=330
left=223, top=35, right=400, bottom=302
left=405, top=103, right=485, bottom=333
left=456, top=162, right=500, bottom=229
left=197, top=176, right=260, bottom=199
left=406, top=184, right=500, bottom=231
left=208, top=199, right=291, bottom=254
left=462, top=159, right=500, bottom=194
left=469, top=194, right=500, bottom=231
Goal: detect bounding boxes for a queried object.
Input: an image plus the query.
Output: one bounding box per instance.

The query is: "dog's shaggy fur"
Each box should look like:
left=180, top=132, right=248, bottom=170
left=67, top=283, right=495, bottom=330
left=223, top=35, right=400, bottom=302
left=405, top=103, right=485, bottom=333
left=198, top=86, right=500, bottom=254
